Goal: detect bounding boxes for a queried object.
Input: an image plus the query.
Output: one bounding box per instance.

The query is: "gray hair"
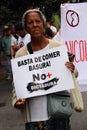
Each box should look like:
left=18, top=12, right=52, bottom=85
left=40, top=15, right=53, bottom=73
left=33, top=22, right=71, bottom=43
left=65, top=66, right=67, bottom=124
left=22, top=8, right=46, bottom=27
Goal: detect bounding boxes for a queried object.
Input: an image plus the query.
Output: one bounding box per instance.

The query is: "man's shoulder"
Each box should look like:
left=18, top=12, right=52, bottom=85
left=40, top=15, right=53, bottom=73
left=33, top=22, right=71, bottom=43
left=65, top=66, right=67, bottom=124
left=2, top=36, right=6, bottom=40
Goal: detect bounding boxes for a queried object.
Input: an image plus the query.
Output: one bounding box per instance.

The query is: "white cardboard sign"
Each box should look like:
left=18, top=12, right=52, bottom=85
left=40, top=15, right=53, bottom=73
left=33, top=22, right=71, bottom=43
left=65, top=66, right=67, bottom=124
left=11, top=45, right=74, bottom=99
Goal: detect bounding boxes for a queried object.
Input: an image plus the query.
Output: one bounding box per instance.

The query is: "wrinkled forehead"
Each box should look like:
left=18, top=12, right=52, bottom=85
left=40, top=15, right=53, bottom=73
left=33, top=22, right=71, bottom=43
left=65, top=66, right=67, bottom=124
left=27, top=12, right=44, bottom=23
left=26, top=12, right=43, bottom=22
left=22, top=9, right=46, bottom=26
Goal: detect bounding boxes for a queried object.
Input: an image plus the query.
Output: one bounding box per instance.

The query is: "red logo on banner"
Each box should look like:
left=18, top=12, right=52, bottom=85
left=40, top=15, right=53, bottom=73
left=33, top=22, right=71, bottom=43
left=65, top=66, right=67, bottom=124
left=66, top=10, right=79, bottom=27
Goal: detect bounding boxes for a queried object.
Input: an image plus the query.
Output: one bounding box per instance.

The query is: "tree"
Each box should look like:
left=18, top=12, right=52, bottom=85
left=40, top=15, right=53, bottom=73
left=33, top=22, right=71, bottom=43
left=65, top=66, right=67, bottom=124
left=0, top=6, right=13, bottom=25
left=0, top=0, right=70, bottom=26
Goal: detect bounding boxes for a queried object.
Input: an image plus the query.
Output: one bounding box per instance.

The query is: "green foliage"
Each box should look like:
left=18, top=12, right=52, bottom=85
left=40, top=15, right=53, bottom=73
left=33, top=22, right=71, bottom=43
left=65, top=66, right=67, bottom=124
left=0, top=0, right=70, bottom=26
left=52, top=13, right=60, bottom=29
left=0, top=6, right=12, bottom=25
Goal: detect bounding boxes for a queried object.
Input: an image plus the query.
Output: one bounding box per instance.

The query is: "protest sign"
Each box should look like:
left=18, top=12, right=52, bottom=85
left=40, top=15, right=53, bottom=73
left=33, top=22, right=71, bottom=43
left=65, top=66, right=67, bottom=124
left=11, top=45, right=74, bottom=99
left=61, top=3, right=87, bottom=91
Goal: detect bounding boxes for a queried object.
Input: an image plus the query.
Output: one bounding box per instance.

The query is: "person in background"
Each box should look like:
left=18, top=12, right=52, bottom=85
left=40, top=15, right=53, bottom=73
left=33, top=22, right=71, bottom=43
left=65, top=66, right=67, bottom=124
left=46, top=19, right=57, bottom=37
left=17, top=22, right=31, bottom=47
left=12, top=9, right=78, bottom=130
left=50, top=19, right=57, bottom=36
left=2, top=25, right=13, bottom=79
left=52, top=28, right=61, bottom=42
left=8, top=23, right=15, bottom=35
left=44, top=27, right=54, bottom=39
left=10, top=22, right=31, bottom=58
left=0, top=35, right=3, bottom=67
left=0, top=26, right=8, bottom=67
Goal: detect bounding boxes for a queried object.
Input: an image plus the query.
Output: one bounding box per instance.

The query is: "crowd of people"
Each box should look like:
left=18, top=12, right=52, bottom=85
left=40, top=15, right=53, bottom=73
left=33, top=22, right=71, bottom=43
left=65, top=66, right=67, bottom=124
left=0, top=21, right=31, bottom=79
left=0, top=12, right=60, bottom=80
left=0, top=7, right=78, bottom=130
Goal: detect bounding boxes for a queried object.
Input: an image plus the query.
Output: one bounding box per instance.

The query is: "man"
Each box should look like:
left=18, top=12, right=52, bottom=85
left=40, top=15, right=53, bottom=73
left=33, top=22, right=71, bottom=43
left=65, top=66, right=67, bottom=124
left=2, top=25, right=13, bottom=79
left=10, top=22, right=31, bottom=58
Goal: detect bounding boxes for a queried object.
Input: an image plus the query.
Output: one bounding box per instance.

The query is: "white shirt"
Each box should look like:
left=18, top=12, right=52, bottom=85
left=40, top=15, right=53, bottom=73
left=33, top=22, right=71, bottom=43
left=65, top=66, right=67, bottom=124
left=50, top=26, right=57, bottom=33
left=52, top=32, right=61, bottom=42
left=11, top=35, right=17, bottom=45
left=28, top=44, right=49, bottom=122
left=18, top=33, right=31, bottom=46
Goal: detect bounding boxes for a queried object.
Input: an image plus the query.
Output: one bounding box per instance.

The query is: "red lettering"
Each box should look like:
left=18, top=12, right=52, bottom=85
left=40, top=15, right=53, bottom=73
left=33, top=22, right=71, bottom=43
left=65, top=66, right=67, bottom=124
left=65, top=40, right=87, bottom=63
left=79, top=40, right=84, bottom=61
left=65, top=41, right=74, bottom=52
left=74, top=40, right=80, bottom=63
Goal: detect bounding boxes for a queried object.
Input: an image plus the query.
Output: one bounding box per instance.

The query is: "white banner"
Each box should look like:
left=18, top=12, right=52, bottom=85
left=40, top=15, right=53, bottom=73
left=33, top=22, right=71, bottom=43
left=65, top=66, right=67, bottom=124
left=11, top=45, right=74, bottom=99
left=61, top=3, right=87, bottom=91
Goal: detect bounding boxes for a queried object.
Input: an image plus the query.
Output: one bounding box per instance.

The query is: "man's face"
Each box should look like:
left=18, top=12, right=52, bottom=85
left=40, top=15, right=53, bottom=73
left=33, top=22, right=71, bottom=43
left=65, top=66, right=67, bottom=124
left=5, top=29, right=11, bottom=36
left=18, top=29, right=26, bottom=38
